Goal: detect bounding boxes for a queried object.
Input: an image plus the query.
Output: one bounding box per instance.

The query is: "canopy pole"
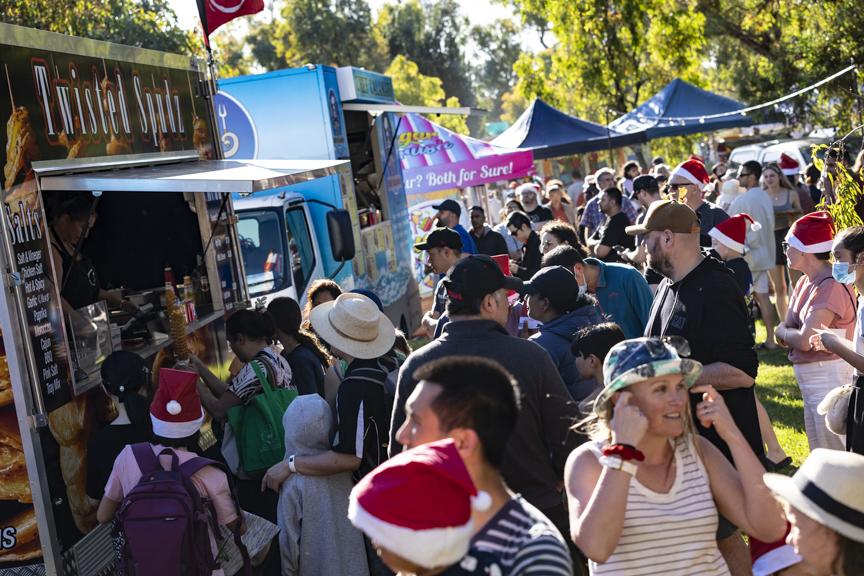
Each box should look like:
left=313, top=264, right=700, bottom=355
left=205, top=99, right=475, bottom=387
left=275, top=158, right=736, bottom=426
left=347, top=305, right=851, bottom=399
left=605, top=108, right=615, bottom=170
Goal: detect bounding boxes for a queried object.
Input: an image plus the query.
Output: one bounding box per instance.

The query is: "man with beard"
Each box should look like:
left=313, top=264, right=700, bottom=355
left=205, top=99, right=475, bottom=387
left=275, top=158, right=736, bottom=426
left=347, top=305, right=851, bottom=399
left=516, top=183, right=553, bottom=227
left=626, top=200, right=763, bottom=576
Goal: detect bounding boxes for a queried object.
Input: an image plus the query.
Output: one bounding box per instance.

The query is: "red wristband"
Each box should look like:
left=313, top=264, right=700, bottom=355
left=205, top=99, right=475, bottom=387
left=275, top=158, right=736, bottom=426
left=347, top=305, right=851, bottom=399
left=602, top=443, right=645, bottom=462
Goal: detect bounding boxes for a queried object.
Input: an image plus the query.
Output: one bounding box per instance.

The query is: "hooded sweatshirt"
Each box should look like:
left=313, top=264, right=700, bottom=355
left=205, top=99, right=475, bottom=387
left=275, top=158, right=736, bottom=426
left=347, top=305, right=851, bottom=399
left=277, top=395, right=369, bottom=576
left=529, top=300, right=604, bottom=401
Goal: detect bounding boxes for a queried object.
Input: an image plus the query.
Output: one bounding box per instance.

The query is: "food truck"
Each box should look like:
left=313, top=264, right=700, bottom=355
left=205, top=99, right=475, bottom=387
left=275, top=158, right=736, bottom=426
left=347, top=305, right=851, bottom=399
left=0, top=23, right=354, bottom=574
left=216, top=66, right=422, bottom=332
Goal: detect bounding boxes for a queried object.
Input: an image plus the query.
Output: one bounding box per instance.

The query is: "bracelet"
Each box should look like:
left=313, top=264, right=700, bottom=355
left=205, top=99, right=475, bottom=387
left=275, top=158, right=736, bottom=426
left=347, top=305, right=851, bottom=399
left=288, top=454, right=297, bottom=474
left=602, top=443, right=645, bottom=462
left=598, top=455, right=638, bottom=476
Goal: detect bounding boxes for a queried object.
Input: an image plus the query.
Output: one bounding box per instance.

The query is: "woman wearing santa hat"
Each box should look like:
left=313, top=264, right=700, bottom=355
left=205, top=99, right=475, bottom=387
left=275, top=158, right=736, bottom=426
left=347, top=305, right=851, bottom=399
left=775, top=212, right=857, bottom=450
left=762, top=162, right=803, bottom=323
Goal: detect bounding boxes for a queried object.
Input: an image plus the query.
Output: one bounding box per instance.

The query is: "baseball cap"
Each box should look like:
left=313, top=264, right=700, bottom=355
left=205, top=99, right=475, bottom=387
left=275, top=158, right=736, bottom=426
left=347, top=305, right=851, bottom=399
left=521, top=266, right=580, bottom=310
left=444, top=255, right=523, bottom=302
left=631, top=175, right=659, bottom=198
left=432, top=199, right=462, bottom=217
left=625, top=199, right=699, bottom=236
left=414, top=227, right=463, bottom=252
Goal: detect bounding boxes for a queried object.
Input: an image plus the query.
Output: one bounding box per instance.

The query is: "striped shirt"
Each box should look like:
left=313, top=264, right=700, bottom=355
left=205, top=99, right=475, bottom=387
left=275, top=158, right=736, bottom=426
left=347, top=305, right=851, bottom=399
left=588, top=438, right=729, bottom=576
left=471, top=496, right=573, bottom=576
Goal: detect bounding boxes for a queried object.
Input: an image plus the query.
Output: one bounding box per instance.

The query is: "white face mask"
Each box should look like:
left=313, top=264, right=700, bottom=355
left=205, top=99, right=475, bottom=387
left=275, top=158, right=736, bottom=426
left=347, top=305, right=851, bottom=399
left=578, top=284, right=588, bottom=297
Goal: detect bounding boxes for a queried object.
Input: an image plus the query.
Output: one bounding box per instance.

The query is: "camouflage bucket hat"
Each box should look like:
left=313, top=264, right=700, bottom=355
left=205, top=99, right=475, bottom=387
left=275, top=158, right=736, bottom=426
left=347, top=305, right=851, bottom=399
left=594, top=337, right=703, bottom=414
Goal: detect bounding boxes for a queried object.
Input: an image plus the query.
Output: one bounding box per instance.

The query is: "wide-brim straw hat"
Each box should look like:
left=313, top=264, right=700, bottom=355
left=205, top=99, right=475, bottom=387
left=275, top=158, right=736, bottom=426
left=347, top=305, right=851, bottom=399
left=310, top=293, right=395, bottom=360
left=764, top=448, right=864, bottom=544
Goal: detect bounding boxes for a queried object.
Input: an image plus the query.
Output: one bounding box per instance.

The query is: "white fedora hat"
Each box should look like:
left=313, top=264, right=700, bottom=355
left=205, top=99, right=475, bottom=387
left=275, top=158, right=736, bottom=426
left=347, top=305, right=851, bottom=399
left=764, top=448, right=864, bottom=544
left=310, top=293, right=395, bottom=360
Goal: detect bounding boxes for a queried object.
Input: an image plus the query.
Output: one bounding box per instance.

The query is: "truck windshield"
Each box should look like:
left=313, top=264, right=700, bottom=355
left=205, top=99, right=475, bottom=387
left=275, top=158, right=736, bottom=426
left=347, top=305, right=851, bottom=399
left=237, top=210, right=288, bottom=296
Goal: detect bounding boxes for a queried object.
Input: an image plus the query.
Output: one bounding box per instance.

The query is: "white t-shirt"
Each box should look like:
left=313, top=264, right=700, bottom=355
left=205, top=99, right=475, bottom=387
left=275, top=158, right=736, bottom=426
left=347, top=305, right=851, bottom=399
left=729, top=187, right=776, bottom=273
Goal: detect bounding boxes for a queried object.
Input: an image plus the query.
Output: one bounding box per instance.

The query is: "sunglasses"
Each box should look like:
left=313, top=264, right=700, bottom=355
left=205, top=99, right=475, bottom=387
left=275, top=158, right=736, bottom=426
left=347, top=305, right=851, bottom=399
left=738, top=172, right=753, bottom=178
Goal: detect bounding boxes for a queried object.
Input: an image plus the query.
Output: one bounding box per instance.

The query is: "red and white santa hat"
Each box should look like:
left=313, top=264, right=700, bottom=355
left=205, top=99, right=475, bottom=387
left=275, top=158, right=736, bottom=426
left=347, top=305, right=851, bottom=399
left=670, top=158, right=710, bottom=189
left=709, top=213, right=762, bottom=254
left=348, top=439, right=491, bottom=569
left=785, top=211, right=835, bottom=254
left=750, top=531, right=800, bottom=576
left=779, top=153, right=800, bottom=176
left=151, top=368, right=204, bottom=438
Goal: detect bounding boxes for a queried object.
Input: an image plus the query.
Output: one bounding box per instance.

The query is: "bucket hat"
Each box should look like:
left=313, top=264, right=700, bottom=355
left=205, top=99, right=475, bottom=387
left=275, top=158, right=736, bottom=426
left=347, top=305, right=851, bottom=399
left=594, top=337, right=703, bottom=413
left=764, top=448, right=864, bottom=544
left=310, top=293, right=395, bottom=360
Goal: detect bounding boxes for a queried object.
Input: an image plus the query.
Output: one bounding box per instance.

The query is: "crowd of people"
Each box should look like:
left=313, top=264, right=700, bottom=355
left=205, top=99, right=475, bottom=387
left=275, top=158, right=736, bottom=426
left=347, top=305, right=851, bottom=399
left=87, top=151, right=864, bottom=576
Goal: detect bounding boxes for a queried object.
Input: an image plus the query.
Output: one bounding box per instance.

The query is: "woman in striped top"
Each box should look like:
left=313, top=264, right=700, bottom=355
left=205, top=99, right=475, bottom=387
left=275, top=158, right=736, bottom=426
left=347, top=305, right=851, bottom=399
left=564, top=338, right=786, bottom=575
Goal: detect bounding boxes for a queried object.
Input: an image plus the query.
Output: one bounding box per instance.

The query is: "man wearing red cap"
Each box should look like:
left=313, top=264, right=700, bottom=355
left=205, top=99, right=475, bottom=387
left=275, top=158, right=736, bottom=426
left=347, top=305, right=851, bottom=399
left=669, top=158, right=729, bottom=247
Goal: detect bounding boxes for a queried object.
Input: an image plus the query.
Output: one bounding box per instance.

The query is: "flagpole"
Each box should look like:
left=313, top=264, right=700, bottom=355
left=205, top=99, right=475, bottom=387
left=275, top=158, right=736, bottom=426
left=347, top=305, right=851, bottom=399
left=196, top=0, right=224, bottom=162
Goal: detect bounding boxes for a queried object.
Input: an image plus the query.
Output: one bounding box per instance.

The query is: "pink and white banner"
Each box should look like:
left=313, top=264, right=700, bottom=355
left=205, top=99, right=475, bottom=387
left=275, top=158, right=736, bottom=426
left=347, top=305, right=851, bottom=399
left=397, top=113, right=534, bottom=195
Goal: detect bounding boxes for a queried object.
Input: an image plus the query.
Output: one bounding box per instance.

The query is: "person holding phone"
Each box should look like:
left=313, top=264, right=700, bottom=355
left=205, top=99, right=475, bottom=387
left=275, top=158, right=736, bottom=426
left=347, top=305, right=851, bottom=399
left=565, top=337, right=786, bottom=575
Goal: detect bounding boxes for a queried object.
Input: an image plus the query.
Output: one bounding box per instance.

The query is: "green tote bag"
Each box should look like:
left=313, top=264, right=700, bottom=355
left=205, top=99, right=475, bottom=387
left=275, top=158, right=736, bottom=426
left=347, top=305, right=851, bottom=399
left=226, top=359, right=297, bottom=475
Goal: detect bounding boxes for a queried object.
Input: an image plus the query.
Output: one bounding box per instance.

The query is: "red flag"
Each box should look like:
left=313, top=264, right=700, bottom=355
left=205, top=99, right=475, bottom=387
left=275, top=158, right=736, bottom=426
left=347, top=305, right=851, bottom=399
left=197, top=0, right=264, bottom=38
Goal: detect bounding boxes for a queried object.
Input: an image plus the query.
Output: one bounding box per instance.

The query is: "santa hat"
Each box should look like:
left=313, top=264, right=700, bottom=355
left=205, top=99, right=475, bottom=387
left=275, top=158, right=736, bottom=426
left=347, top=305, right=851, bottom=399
left=670, top=158, right=710, bottom=189
left=750, top=531, right=800, bottom=576
left=709, top=213, right=762, bottom=254
left=779, top=153, right=800, bottom=176
left=786, top=211, right=835, bottom=254
left=151, top=368, right=204, bottom=438
left=348, top=439, right=492, bottom=570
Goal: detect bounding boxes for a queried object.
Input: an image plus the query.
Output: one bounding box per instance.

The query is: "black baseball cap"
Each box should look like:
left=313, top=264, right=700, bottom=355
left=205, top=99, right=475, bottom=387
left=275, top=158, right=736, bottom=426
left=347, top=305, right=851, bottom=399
left=414, top=227, right=463, bottom=252
left=521, top=266, right=580, bottom=309
left=444, top=254, right=523, bottom=301
left=432, top=199, right=462, bottom=217
left=631, top=175, right=659, bottom=198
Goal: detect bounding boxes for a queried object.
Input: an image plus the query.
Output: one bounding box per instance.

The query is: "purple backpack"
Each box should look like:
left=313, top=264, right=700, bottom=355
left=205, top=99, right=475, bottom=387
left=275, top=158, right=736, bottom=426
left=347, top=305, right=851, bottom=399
left=113, top=443, right=250, bottom=576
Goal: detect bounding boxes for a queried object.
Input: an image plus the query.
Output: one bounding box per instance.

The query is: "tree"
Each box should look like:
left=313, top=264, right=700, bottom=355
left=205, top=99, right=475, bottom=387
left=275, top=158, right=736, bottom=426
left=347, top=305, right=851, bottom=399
left=471, top=19, right=523, bottom=127
left=252, top=0, right=389, bottom=71
left=386, top=55, right=469, bottom=134
left=509, top=0, right=707, bottom=125
left=0, top=0, right=199, bottom=54
left=377, top=0, right=477, bottom=124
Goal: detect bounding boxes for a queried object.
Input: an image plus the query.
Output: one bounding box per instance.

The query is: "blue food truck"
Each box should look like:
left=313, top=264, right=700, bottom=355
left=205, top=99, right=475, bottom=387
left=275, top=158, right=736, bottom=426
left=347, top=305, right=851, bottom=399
left=217, top=66, right=422, bottom=332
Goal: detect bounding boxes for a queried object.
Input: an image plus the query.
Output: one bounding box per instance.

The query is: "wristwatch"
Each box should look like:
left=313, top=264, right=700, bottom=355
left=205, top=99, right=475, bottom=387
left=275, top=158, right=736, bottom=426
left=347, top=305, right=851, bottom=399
left=288, top=454, right=297, bottom=474
left=599, top=455, right=638, bottom=476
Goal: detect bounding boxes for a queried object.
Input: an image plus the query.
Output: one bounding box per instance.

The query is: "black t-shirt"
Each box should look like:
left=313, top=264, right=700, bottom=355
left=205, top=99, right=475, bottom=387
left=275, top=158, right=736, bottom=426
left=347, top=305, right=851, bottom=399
left=333, top=351, right=399, bottom=481
left=725, top=257, right=752, bottom=296
left=282, top=344, right=325, bottom=397
left=646, top=256, right=763, bottom=463
left=526, top=205, right=553, bottom=225
left=86, top=423, right=149, bottom=500
left=471, top=227, right=510, bottom=257
left=593, top=212, right=635, bottom=262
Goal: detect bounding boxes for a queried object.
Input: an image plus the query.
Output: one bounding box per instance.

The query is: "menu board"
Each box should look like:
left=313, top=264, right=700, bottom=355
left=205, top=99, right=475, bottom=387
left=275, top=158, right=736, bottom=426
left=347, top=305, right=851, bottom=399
left=0, top=332, right=42, bottom=567
left=3, top=182, right=73, bottom=413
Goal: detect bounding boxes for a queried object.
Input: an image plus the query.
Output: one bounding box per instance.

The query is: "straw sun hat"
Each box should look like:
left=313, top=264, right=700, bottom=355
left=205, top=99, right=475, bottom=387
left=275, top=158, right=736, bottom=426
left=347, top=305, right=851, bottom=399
left=310, top=293, right=395, bottom=360
left=764, top=448, right=864, bottom=544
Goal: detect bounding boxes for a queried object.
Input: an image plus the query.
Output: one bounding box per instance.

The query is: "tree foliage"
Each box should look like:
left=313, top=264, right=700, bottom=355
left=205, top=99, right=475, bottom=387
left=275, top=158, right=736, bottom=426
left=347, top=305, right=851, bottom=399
left=471, top=19, right=523, bottom=125
left=0, top=0, right=198, bottom=54
left=509, top=0, right=706, bottom=124
left=386, top=56, right=469, bottom=134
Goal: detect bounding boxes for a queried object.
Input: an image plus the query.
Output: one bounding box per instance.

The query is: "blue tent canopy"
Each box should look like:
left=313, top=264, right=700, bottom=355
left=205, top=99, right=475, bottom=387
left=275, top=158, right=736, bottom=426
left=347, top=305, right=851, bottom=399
left=491, top=98, right=645, bottom=159
left=609, top=79, right=752, bottom=140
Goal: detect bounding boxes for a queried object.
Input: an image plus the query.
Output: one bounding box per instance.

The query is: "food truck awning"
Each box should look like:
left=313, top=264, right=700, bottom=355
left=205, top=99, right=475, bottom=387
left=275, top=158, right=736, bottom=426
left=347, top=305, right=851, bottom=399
left=32, top=154, right=349, bottom=194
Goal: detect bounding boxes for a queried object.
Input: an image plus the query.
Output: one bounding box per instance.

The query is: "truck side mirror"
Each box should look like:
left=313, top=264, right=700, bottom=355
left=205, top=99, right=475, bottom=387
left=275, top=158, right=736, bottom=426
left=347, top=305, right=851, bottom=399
left=327, top=209, right=355, bottom=261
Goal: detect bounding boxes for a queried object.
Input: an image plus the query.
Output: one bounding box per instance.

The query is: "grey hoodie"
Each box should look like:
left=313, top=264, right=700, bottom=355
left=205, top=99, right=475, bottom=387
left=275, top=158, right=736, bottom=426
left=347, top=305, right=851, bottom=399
left=277, top=395, right=369, bottom=576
